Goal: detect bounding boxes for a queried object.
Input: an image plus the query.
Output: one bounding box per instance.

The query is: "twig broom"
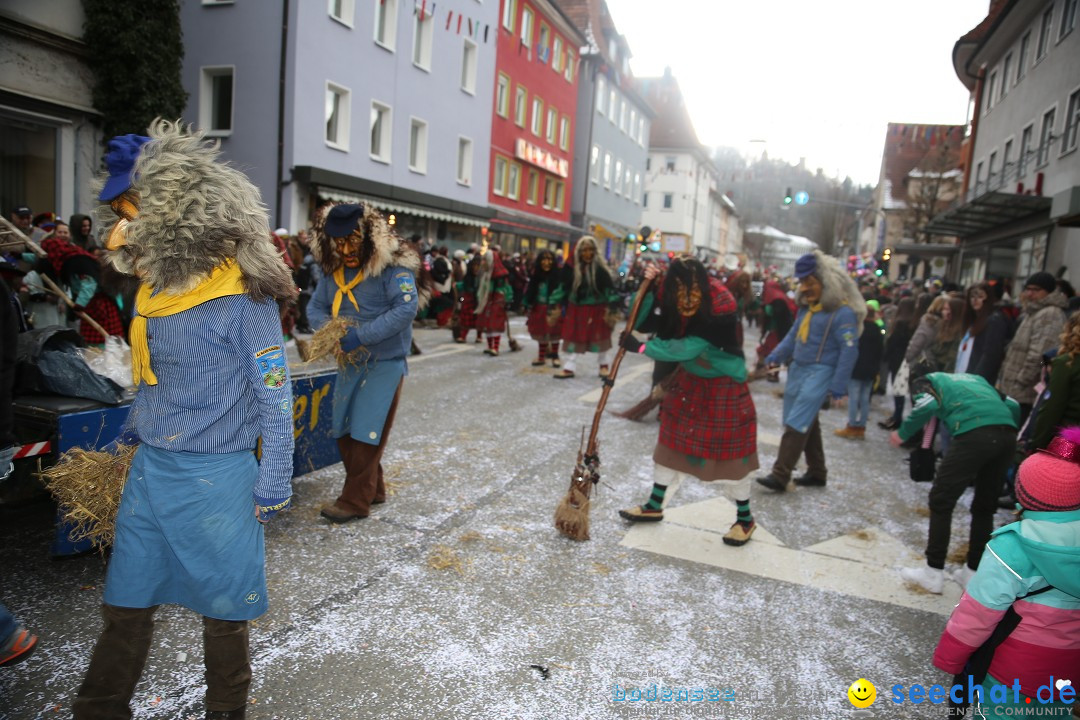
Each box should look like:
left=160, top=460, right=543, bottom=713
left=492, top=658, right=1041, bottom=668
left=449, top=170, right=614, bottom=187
left=554, top=276, right=654, bottom=540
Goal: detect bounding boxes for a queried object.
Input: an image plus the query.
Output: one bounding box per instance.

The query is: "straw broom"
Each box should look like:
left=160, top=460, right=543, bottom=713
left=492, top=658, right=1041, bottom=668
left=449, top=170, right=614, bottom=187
left=41, top=443, right=137, bottom=549
left=298, top=316, right=353, bottom=364
left=554, top=276, right=654, bottom=541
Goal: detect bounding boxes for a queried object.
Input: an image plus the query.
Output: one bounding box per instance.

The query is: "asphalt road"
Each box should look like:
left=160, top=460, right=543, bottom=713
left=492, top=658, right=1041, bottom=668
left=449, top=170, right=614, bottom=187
left=0, top=318, right=1018, bottom=719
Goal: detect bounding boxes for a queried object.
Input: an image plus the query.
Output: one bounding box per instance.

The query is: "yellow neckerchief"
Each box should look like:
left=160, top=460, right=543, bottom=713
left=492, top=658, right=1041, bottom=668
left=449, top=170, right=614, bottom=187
left=130, top=261, right=247, bottom=386
left=331, top=266, right=363, bottom=317
left=796, top=302, right=825, bottom=344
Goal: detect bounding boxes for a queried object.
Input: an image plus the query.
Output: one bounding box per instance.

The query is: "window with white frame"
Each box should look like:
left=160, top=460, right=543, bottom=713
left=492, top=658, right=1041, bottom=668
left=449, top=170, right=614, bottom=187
left=543, top=177, right=555, bottom=209
left=974, top=161, right=984, bottom=193
left=608, top=88, right=616, bottom=123
left=988, top=150, right=998, bottom=189
left=1000, top=54, right=1011, bottom=99
left=514, top=86, right=527, bottom=127
left=1018, top=31, right=1030, bottom=82
left=558, top=116, right=570, bottom=151
left=662, top=193, right=673, bottom=210
left=629, top=109, right=637, bottom=138
left=552, top=37, right=563, bottom=72
left=1020, top=124, right=1034, bottom=175
left=613, top=159, right=623, bottom=195
left=596, top=75, right=606, bottom=115
left=526, top=170, right=538, bottom=204
left=461, top=38, right=478, bottom=93
left=496, top=73, right=510, bottom=117
left=638, top=117, right=645, bottom=145
left=564, top=51, right=574, bottom=82
left=531, top=97, right=543, bottom=136
left=374, top=0, right=397, bottom=50
left=1064, top=88, right=1080, bottom=154
left=602, top=152, right=612, bottom=188
left=507, top=162, right=521, bottom=201
left=545, top=107, right=557, bottom=144
left=370, top=100, right=391, bottom=162
left=589, top=145, right=600, bottom=183
left=408, top=117, right=427, bottom=173
left=329, top=0, right=354, bottom=26
left=413, top=9, right=434, bottom=69
left=493, top=155, right=508, bottom=196
left=200, top=66, right=235, bottom=135
left=1038, top=107, right=1056, bottom=166
left=1037, top=5, right=1053, bottom=60
left=457, top=136, right=473, bottom=185
left=538, top=23, right=550, bottom=63
left=554, top=181, right=564, bottom=212
left=623, top=167, right=632, bottom=197
left=520, top=7, right=533, bottom=47
left=1003, top=138, right=1014, bottom=179
left=325, top=81, right=350, bottom=149
left=501, top=0, right=515, bottom=32
left=665, top=156, right=676, bottom=172
left=619, top=100, right=627, bottom=133
left=1060, top=0, right=1077, bottom=39
left=985, top=71, right=997, bottom=113
left=633, top=172, right=641, bottom=203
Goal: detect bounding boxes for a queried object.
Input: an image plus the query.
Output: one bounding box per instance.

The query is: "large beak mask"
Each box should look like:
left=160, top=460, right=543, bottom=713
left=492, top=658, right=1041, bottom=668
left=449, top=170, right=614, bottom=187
left=105, top=192, right=140, bottom=251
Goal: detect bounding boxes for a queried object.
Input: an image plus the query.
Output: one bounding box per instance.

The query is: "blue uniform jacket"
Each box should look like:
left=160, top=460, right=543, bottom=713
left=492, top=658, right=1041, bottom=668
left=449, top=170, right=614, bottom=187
left=307, top=265, right=418, bottom=361
left=767, top=304, right=859, bottom=398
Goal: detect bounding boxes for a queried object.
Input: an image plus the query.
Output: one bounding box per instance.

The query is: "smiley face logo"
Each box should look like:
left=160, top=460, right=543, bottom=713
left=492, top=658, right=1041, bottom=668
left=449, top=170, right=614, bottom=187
left=847, top=678, right=876, bottom=708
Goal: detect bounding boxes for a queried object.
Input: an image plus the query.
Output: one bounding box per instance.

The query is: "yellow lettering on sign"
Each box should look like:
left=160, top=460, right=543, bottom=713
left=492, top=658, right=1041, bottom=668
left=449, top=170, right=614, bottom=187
left=292, top=395, right=308, bottom=439
left=309, top=384, right=331, bottom=431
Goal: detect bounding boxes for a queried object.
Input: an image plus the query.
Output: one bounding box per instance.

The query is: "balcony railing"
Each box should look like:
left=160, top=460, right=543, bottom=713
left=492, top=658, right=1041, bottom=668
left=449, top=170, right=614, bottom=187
left=966, top=134, right=1059, bottom=203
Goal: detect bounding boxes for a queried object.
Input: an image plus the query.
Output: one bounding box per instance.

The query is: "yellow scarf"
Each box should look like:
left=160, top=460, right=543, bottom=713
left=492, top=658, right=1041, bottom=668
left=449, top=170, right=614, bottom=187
left=796, top=303, right=823, bottom=344
left=331, top=266, right=363, bottom=318
left=130, top=261, right=247, bottom=386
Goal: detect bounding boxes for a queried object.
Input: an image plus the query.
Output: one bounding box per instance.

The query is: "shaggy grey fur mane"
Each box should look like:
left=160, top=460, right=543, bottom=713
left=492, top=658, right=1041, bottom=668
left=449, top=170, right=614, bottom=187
left=795, top=250, right=867, bottom=335
left=98, top=119, right=294, bottom=301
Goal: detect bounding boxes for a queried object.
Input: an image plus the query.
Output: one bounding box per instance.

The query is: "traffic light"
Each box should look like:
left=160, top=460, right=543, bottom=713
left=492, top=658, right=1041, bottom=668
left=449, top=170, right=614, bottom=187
left=783, top=187, right=793, bottom=206
left=877, top=248, right=892, bottom=277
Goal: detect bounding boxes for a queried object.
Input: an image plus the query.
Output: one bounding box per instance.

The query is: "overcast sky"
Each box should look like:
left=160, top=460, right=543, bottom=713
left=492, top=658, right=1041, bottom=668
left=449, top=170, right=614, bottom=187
left=604, top=0, right=990, bottom=186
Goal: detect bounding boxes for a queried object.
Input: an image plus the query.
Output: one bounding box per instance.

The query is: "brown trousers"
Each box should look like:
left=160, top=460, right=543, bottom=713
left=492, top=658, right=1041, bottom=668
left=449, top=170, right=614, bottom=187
left=335, top=380, right=402, bottom=515
left=770, top=416, right=828, bottom=482
left=73, top=604, right=250, bottom=719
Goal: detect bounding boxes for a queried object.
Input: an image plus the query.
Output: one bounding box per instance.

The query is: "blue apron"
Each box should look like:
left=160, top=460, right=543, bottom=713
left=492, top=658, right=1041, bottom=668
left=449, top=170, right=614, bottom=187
left=783, top=362, right=835, bottom=434
left=333, top=357, right=405, bottom=445
left=104, top=444, right=267, bottom=621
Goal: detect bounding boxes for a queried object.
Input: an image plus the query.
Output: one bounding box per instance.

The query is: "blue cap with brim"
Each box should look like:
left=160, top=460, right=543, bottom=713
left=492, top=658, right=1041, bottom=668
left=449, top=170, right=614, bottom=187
left=794, top=253, right=817, bottom=279
left=99, top=134, right=151, bottom=201
left=324, top=204, right=366, bottom=237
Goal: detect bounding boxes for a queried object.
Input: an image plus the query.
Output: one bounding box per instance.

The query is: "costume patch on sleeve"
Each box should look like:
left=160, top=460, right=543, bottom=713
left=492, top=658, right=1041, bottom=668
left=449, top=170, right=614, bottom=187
left=842, top=330, right=855, bottom=347
left=279, top=398, right=292, bottom=414
left=396, top=273, right=416, bottom=295
left=255, top=346, right=288, bottom=389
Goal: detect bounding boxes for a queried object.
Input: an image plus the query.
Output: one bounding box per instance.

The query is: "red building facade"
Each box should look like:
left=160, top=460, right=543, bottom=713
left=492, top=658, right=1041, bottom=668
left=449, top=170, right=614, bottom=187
left=488, top=0, right=585, bottom=257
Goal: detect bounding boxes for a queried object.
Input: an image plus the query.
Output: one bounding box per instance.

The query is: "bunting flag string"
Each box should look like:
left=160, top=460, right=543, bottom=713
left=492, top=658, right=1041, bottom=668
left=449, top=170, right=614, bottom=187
left=415, top=3, right=494, bottom=43
left=456, top=13, right=462, bottom=33
left=446, top=8, right=452, bottom=29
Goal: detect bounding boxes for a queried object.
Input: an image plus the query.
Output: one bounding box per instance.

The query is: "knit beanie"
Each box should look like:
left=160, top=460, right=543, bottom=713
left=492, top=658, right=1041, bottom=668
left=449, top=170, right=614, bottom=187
left=1025, top=271, right=1057, bottom=294
left=1016, top=427, right=1080, bottom=512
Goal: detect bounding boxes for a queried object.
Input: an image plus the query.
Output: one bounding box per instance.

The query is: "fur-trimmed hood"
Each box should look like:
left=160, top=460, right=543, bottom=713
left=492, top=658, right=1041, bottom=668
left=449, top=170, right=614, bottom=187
left=96, top=119, right=295, bottom=301
left=310, top=202, right=429, bottom=309
left=795, top=250, right=867, bottom=334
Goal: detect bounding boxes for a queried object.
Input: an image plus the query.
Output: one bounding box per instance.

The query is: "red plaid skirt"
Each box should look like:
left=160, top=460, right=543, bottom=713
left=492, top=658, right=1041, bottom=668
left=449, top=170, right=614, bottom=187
left=80, top=294, right=125, bottom=345
left=525, top=303, right=562, bottom=343
left=476, top=294, right=508, bottom=333
left=457, top=292, right=477, bottom=330
left=658, top=370, right=757, bottom=461
left=560, top=303, right=612, bottom=353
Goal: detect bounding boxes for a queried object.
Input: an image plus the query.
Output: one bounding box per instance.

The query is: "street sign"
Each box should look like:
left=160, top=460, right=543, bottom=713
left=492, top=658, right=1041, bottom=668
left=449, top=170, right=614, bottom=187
left=794, top=191, right=809, bottom=206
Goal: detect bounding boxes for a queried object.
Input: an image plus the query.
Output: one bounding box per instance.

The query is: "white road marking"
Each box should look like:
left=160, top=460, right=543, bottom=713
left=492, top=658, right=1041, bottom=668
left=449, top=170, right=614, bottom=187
left=620, top=497, right=962, bottom=614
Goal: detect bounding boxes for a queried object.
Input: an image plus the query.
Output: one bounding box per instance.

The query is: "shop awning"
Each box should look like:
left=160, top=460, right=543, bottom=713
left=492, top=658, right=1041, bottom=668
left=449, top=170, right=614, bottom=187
left=489, top=209, right=580, bottom=242
left=892, top=242, right=960, bottom=256
left=924, top=191, right=1052, bottom=237
left=316, top=186, right=490, bottom=229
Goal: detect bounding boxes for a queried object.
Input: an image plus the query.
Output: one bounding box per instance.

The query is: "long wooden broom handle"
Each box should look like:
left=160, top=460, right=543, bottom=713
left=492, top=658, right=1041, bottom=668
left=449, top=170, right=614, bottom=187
left=584, top=275, right=654, bottom=457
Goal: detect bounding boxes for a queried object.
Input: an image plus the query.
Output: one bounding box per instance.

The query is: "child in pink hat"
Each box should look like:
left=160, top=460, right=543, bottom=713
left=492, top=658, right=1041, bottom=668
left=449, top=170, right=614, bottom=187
left=932, top=426, right=1080, bottom=717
